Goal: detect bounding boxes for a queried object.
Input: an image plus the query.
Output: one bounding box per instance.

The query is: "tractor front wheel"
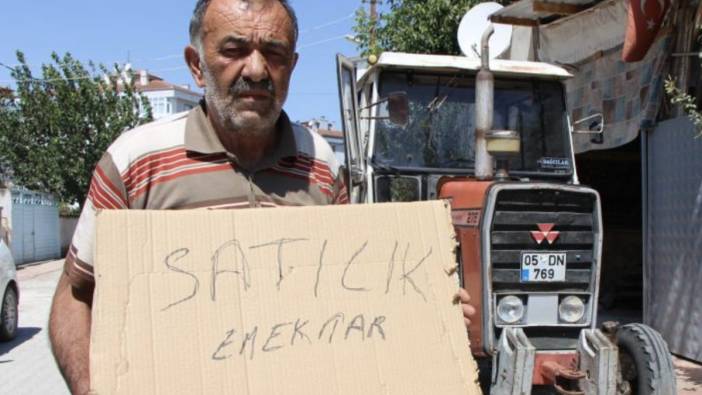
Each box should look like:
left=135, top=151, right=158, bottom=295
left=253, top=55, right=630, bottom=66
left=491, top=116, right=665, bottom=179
left=616, top=323, right=676, bottom=395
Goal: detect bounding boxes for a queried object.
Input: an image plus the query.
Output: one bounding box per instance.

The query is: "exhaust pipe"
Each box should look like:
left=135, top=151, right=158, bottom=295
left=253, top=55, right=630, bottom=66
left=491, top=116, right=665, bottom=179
left=475, top=24, right=495, bottom=180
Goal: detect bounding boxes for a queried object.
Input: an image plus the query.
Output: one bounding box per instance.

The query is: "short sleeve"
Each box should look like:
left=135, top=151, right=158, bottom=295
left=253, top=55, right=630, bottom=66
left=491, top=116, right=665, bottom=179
left=64, top=152, right=127, bottom=292
left=332, top=169, right=349, bottom=205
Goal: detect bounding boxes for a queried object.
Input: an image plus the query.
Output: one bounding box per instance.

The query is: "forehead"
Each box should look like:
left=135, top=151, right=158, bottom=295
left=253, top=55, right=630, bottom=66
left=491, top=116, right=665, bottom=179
left=202, top=0, right=294, bottom=43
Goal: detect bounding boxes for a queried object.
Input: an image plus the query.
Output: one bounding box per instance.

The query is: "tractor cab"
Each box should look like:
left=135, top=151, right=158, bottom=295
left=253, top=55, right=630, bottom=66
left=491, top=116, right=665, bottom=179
left=337, top=52, right=584, bottom=204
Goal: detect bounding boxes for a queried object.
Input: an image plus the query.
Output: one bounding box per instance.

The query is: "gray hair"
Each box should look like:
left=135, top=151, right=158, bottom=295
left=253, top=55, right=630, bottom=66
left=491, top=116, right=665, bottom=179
left=189, top=0, right=299, bottom=51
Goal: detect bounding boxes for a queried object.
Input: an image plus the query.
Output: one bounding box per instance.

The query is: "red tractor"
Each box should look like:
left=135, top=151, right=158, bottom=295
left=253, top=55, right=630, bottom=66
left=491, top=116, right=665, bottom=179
left=336, top=27, right=676, bottom=394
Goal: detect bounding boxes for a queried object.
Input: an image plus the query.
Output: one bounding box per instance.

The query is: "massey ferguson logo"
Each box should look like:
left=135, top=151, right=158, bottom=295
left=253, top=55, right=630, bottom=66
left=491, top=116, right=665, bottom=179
left=531, top=223, right=560, bottom=245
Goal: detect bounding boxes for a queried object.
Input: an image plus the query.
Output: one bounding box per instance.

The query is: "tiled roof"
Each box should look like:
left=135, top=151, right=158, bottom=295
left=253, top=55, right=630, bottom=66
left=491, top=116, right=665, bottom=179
left=316, top=129, right=343, bottom=139
left=0, top=86, right=13, bottom=98
left=134, top=71, right=201, bottom=96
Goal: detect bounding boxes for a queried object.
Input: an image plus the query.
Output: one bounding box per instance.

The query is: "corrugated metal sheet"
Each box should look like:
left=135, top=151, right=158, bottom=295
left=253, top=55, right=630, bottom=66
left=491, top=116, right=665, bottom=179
left=645, top=117, right=702, bottom=362
left=490, top=0, right=602, bottom=26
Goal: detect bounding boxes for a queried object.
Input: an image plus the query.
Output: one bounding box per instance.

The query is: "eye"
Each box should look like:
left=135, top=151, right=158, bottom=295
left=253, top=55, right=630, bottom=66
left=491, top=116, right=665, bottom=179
left=221, top=47, right=249, bottom=58
left=264, top=49, right=290, bottom=64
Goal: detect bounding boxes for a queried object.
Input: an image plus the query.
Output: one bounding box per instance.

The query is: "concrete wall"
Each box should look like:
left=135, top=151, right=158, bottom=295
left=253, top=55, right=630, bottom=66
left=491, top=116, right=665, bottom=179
left=60, top=216, right=79, bottom=256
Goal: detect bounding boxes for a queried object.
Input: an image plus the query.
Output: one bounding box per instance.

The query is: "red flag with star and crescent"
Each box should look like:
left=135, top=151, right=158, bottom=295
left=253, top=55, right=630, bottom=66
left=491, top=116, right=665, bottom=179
left=622, top=0, right=670, bottom=62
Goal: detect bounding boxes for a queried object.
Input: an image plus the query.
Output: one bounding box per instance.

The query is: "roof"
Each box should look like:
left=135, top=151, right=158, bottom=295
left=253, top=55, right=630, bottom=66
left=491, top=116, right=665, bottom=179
left=490, top=0, right=602, bottom=26
left=0, top=87, right=13, bottom=98
left=367, top=52, right=572, bottom=80
left=135, top=71, right=202, bottom=96
left=316, top=129, right=343, bottom=139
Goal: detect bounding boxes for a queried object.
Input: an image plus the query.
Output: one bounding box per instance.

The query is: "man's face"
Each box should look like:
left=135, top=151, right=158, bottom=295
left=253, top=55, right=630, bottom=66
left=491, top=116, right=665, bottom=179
left=197, top=0, right=297, bottom=135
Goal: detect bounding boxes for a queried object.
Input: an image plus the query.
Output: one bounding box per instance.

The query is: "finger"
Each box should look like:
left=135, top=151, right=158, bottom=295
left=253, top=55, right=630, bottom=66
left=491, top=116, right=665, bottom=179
left=458, top=287, right=471, bottom=303
left=464, top=317, right=472, bottom=327
left=462, top=303, right=476, bottom=317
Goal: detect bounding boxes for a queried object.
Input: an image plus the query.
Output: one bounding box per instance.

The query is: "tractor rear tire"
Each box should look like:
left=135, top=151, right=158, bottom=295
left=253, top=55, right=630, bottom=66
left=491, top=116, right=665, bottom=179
left=616, top=323, right=676, bottom=395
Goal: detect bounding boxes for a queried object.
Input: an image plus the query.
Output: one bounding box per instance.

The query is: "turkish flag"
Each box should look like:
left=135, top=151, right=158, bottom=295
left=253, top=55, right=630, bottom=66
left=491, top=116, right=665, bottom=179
left=622, top=0, right=670, bottom=62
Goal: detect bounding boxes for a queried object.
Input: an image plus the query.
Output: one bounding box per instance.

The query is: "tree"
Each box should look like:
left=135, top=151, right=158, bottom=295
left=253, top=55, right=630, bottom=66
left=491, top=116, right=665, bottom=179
left=664, top=76, right=702, bottom=137
left=354, top=0, right=493, bottom=56
left=0, top=51, right=152, bottom=209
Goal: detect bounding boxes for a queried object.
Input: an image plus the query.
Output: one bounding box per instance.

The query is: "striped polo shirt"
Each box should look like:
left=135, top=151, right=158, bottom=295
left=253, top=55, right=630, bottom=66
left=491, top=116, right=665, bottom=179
left=65, top=104, right=348, bottom=291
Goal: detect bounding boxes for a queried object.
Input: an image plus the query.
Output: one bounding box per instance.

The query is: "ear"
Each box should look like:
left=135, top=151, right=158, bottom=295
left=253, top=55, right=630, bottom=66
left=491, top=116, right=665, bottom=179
left=185, top=45, right=206, bottom=88
left=291, top=52, right=299, bottom=71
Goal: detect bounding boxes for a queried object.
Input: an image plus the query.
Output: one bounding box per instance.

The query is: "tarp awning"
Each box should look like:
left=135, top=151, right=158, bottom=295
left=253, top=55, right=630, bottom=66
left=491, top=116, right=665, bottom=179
left=537, top=0, right=627, bottom=64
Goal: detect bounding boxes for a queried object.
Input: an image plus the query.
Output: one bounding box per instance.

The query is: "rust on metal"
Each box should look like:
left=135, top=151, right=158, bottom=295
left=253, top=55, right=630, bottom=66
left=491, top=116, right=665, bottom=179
left=438, top=178, right=493, bottom=355
left=542, top=360, right=586, bottom=395
left=532, top=352, right=578, bottom=385
left=532, top=1, right=589, bottom=15
left=489, top=15, right=540, bottom=26
left=488, top=0, right=597, bottom=26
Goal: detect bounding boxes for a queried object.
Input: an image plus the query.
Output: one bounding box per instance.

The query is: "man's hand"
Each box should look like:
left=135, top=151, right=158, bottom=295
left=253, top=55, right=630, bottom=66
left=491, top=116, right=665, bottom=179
left=457, top=288, right=476, bottom=328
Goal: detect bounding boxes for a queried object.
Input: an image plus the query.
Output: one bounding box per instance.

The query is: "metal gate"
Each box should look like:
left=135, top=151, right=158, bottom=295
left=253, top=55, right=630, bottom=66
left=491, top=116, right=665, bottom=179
left=644, top=117, right=702, bottom=362
left=10, top=188, right=60, bottom=265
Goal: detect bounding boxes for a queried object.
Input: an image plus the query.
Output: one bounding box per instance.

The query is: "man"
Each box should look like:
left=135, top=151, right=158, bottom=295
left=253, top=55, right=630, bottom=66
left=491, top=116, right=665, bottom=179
left=49, top=1, right=475, bottom=393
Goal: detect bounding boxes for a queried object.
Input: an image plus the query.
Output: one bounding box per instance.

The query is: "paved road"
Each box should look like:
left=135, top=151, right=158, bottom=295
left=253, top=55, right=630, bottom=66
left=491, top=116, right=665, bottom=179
left=1, top=259, right=700, bottom=394
left=679, top=358, right=702, bottom=394
left=0, top=260, right=69, bottom=395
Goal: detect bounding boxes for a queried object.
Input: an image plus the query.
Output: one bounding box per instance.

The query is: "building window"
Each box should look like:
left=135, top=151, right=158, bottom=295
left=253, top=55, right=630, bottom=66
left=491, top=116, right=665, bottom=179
left=151, top=97, right=165, bottom=114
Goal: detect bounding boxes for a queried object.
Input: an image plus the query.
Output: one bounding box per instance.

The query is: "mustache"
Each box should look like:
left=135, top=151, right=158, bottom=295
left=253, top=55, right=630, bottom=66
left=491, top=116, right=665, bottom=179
left=229, top=78, right=275, bottom=97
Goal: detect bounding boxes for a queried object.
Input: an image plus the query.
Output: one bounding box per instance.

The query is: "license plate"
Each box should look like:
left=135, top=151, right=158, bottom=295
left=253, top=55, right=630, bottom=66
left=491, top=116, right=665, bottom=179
left=520, top=252, right=567, bottom=282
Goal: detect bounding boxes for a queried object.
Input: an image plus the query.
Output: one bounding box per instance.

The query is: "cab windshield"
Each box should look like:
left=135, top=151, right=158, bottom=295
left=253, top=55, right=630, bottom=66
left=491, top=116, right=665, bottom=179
left=373, top=72, right=572, bottom=176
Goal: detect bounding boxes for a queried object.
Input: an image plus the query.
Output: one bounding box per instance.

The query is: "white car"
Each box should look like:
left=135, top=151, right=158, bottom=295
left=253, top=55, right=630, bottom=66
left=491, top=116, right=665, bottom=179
left=0, top=239, right=17, bottom=341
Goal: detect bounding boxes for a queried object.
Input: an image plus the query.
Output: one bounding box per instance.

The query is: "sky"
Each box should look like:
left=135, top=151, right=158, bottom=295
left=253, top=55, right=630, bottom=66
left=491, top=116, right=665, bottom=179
left=0, top=0, right=372, bottom=129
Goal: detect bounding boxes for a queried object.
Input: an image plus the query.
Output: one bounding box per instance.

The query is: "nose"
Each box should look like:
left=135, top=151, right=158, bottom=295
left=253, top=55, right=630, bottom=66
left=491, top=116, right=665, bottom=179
left=241, top=50, right=269, bottom=82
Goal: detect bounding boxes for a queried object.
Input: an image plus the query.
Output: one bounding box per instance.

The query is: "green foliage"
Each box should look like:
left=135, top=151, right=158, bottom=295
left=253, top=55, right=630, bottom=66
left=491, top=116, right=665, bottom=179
left=354, top=0, right=494, bottom=56
left=59, top=202, right=81, bottom=218
left=0, top=51, right=152, bottom=207
left=664, top=76, right=702, bottom=137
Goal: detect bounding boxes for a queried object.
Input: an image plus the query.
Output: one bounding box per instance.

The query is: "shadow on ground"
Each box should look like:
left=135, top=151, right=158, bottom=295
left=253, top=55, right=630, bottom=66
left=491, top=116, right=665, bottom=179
left=0, top=327, right=42, bottom=360
left=678, top=360, right=702, bottom=387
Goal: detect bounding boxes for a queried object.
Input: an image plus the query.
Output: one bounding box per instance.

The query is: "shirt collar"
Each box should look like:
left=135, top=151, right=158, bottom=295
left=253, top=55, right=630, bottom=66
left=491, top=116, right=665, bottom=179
left=185, top=101, right=298, bottom=170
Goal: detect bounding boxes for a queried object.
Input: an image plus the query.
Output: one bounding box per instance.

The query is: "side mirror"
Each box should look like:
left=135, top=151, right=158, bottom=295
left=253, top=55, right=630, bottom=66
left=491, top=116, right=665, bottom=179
left=572, top=113, right=604, bottom=135
left=360, top=91, right=409, bottom=127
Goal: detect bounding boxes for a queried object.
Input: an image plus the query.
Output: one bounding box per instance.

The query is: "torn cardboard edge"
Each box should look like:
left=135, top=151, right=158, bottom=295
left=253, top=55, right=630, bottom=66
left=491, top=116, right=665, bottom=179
left=91, top=201, right=482, bottom=394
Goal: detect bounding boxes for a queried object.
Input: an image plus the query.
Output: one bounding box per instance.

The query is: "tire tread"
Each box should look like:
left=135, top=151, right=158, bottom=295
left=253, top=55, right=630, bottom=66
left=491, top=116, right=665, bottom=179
left=0, top=286, right=18, bottom=341
left=618, top=323, right=676, bottom=395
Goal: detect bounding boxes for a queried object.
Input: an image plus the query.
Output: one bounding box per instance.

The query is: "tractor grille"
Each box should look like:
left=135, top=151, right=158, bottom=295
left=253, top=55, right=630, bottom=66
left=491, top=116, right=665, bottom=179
left=490, top=188, right=598, bottom=293
left=483, top=183, right=602, bottom=352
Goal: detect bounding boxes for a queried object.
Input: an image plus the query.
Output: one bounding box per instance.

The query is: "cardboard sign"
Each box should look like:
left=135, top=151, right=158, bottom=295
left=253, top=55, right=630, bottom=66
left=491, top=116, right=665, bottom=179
left=91, top=201, right=482, bottom=394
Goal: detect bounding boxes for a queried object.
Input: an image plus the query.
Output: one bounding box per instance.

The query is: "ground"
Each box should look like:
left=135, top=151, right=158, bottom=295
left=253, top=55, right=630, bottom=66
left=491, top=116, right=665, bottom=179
left=0, top=259, right=700, bottom=394
left=679, top=358, right=702, bottom=394
left=1, top=260, right=69, bottom=395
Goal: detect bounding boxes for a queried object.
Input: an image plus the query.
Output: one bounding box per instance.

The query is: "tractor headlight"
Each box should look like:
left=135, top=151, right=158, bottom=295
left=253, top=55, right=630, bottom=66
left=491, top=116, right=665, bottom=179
left=559, top=296, right=585, bottom=323
left=497, top=295, right=525, bottom=324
